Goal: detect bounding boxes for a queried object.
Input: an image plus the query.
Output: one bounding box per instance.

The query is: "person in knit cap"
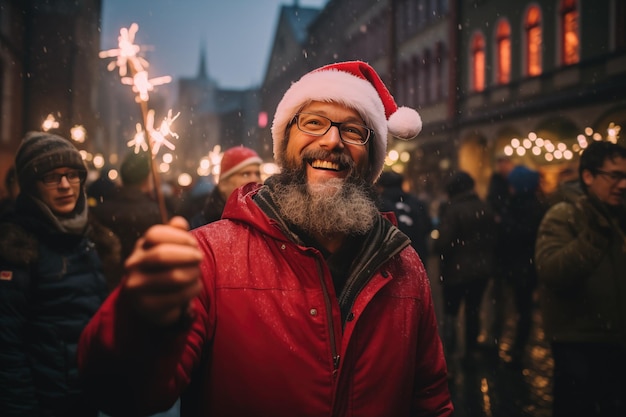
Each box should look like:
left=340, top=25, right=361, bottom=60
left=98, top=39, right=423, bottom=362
left=190, top=145, right=262, bottom=227
left=432, top=171, right=496, bottom=374
left=0, top=132, right=120, bottom=417
left=78, top=61, right=453, bottom=417
left=91, top=150, right=163, bottom=286
left=495, top=164, right=546, bottom=369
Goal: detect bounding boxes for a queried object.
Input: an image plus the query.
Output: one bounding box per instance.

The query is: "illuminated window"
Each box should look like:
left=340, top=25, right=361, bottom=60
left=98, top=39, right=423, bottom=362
left=496, top=20, right=511, bottom=84
left=472, top=32, right=486, bottom=92
left=525, top=5, right=542, bottom=76
left=561, top=0, right=579, bottom=65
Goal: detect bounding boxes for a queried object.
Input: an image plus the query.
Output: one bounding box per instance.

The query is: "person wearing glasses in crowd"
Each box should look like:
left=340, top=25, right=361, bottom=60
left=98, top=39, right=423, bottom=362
left=0, top=132, right=120, bottom=417
left=78, top=61, right=453, bottom=417
left=535, top=140, right=626, bottom=417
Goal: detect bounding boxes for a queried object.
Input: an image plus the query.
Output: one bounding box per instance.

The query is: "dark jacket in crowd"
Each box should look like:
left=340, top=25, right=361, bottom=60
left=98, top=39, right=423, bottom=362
left=91, top=186, right=162, bottom=281
left=0, top=193, right=120, bottom=417
left=377, top=171, right=433, bottom=261
left=190, top=186, right=227, bottom=228
left=497, top=166, right=546, bottom=287
left=433, top=172, right=497, bottom=286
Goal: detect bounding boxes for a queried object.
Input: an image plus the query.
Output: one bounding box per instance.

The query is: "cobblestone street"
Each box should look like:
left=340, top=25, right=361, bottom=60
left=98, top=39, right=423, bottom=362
left=426, top=257, right=554, bottom=417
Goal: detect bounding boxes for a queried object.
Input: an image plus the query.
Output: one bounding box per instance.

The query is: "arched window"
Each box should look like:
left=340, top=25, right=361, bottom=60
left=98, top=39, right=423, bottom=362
left=560, top=0, right=579, bottom=65
left=525, top=5, right=542, bottom=76
left=496, top=20, right=511, bottom=84
left=471, top=32, right=486, bottom=92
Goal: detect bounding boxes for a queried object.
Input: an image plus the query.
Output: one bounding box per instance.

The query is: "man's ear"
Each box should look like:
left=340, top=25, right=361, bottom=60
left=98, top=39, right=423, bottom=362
left=581, top=169, right=594, bottom=187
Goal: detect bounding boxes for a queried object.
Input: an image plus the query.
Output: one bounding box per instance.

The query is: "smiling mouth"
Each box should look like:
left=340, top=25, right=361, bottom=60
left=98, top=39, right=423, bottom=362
left=309, top=159, right=342, bottom=171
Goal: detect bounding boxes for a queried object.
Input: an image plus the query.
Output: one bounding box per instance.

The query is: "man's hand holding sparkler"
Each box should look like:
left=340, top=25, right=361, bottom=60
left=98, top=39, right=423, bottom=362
left=123, top=216, right=203, bottom=326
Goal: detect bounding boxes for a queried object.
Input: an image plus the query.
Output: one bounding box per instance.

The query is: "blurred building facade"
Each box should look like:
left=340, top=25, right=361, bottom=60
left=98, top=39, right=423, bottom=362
left=0, top=0, right=101, bottom=195
left=175, top=46, right=261, bottom=178
left=258, top=0, right=626, bottom=199
left=2, top=0, right=625, bottom=199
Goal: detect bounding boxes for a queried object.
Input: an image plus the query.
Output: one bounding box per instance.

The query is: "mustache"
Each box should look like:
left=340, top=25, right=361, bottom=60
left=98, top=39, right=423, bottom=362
left=300, top=149, right=356, bottom=171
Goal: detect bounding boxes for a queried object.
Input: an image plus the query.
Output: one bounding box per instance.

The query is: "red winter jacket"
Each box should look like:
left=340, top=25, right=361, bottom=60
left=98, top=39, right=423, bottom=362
left=78, top=183, right=453, bottom=417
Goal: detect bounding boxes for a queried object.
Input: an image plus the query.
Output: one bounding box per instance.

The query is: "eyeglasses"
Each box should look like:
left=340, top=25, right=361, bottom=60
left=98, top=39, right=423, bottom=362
left=595, top=169, right=626, bottom=183
left=293, top=113, right=373, bottom=145
left=40, top=170, right=86, bottom=187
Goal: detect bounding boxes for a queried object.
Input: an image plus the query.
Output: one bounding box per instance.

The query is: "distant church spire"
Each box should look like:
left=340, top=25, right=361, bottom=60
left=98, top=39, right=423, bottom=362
left=197, top=41, right=208, bottom=80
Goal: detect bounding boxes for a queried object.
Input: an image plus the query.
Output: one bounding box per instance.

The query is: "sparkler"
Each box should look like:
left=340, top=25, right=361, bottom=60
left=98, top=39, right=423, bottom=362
left=100, top=23, right=181, bottom=223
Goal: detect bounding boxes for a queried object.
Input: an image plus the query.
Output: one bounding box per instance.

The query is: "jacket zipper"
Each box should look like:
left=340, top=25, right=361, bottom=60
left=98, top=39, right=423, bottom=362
left=315, top=259, right=340, bottom=376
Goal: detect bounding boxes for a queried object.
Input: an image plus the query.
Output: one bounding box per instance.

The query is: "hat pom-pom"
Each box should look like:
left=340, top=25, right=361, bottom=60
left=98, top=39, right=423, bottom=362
left=388, top=106, right=422, bottom=140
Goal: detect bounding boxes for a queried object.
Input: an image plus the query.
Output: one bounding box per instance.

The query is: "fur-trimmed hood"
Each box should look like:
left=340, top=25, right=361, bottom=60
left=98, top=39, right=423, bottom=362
left=0, top=215, right=121, bottom=269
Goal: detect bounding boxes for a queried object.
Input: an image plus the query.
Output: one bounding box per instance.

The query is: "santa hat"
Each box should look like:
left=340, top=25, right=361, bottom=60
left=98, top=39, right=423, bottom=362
left=219, top=146, right=263, bottom=181
left=271, top=61, right=422, bottom=183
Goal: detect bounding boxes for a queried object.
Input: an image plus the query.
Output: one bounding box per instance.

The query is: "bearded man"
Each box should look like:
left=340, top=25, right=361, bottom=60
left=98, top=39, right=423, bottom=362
left=78, top=61, right=453, bottom=417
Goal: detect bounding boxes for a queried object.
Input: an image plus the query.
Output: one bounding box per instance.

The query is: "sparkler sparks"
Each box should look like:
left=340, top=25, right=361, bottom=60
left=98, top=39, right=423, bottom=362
left=100, top=23, right=183, bottom=223
left=121, top=70, right=172, bottom=103
left=127, top=123, right=149, bottom=153
left=145, top=109, right=180, bottom=155
left=99, top=23, right=147, bottom=76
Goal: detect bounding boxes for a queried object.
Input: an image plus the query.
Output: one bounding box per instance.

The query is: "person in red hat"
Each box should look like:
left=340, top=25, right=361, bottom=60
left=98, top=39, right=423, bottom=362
left=78, top=61, right=453, bottom=417
left=190, top=146, right=262, bottom=227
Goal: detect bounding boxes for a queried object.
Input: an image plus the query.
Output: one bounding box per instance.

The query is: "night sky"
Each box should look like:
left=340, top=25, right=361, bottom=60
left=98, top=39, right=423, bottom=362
left=101, top=0, right=328, bottom=90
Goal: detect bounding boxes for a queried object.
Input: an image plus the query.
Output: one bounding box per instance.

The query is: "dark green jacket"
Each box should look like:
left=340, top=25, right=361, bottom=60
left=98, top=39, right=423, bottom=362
left=535, top=195, right=626, bottom=346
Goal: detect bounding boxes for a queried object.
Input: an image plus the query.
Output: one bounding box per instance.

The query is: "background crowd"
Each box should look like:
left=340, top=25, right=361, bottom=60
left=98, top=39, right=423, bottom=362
left=0, top=68, right=624, bottom=417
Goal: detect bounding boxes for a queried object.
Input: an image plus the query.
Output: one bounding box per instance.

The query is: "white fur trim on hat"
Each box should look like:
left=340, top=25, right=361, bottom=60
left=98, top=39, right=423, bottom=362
left=219, top=155, right=263, bottom=181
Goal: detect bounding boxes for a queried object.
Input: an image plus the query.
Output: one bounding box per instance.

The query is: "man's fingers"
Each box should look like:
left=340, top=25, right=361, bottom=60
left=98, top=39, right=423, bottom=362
left=125, top=264, right=201, bottom=292
left=141, top=224, right=198, bottom=248
left=125, top=243, right=202, bottom=270
left=167, top=215, right=191, bottom=231
left=134, top=279, right=203, bottom=312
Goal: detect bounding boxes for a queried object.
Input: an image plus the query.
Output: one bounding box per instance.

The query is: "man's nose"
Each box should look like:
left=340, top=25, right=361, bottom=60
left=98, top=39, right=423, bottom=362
left=318, top=125, right=344, bottom=149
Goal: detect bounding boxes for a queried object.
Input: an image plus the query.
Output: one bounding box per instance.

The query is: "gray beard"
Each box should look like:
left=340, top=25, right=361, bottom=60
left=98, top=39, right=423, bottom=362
left=270, top=174, right=379, bottom=237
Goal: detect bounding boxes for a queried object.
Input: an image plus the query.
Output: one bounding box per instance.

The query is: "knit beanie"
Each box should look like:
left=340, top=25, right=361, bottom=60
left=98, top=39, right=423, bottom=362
left=271, top=61, right=422, bottom=183
left=446, top=171, right=475, bottom=197
left=219, top=146, right=262, bottom=181
left=508, top=165, right=540, bottom=195
left=14, top=131, right=87, bottom=191
left=121, top=150, right=151, bottom=185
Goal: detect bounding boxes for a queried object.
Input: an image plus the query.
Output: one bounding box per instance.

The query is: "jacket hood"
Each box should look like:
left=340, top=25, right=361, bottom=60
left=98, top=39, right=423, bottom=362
left=220, top=183, right=290, bottom=242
